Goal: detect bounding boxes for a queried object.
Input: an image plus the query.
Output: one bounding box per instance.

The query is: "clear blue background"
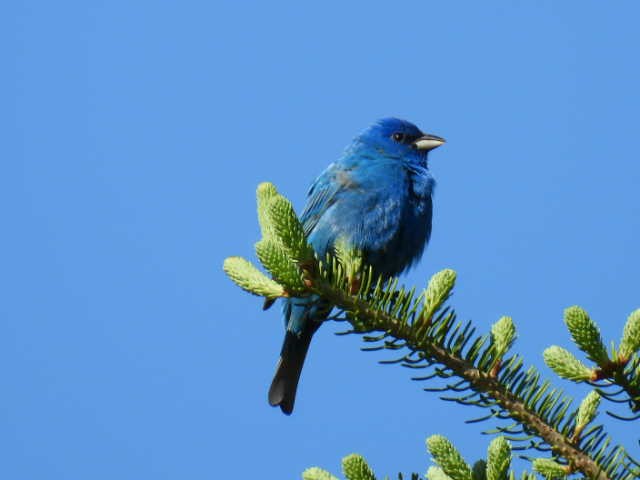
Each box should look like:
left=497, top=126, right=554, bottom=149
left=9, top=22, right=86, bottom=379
left=4, top=1, right=639, bottom=478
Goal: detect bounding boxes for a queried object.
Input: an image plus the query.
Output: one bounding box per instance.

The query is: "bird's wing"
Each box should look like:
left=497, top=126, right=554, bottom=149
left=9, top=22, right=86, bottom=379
left=300, top=163, right=349, bottom=236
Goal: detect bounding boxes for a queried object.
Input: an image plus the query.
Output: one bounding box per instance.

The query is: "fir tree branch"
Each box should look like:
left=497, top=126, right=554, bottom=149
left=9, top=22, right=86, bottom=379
left=309, top=275, right=616, bottom=480
left=223, top=182, right=640, bottom=480
left=545, top=307, right=640, bottom=417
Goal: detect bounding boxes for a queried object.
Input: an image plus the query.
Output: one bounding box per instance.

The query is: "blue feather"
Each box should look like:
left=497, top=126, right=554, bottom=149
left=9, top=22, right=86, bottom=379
left=268, top=118, right=445, bottom=414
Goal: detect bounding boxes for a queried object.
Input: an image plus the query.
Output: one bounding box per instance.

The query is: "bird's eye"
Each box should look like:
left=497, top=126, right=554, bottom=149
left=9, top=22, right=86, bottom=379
left=392, top=132, right=405, bottom=143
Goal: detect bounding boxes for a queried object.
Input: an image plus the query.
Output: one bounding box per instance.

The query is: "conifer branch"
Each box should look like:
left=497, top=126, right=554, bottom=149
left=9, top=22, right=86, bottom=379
left=544, top=307, right=640, bottom=417
left=309, top=275, right=620, bottom=480
left=223, top=182, right=640, bottom=480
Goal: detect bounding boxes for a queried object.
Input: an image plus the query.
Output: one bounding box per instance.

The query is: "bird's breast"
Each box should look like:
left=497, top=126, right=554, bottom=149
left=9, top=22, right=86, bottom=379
left=342, top=167, right=433, bottom=277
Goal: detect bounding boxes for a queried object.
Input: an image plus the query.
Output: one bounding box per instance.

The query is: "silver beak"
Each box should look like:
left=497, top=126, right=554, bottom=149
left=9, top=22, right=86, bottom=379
left=413, top=134, right=446, bottom=151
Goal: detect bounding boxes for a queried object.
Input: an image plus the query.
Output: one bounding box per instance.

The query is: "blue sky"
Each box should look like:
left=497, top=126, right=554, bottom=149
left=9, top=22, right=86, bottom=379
left=4, top=1, right=640, bottom=478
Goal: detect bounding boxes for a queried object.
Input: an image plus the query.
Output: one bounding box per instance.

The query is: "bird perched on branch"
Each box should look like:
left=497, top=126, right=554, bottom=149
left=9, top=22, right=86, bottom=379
left=269, top=118, right=445, bottom=414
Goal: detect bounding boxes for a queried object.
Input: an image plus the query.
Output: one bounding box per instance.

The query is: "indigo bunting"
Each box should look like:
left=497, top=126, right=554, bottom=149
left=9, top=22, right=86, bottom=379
left=269, top=118, right=445, bottom=414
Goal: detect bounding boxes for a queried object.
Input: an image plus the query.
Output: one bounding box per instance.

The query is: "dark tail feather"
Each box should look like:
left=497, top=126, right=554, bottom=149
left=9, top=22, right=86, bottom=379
left=268, top=330, right=313, bottom=415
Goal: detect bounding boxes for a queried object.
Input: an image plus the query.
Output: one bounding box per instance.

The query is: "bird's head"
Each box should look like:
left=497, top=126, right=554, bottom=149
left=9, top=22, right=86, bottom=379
left=350, top=117, right=445, bottom=166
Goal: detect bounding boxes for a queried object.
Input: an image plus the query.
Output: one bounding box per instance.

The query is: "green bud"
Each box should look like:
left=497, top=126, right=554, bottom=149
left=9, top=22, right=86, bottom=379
left=267, top=195, right=314, bottom=262
left=256, top=183, right=314, bottom=263
left=471, top=460, right=487, bottom=480
left=543, top=346, right=594, bottom=382
left=256, top=182, right=279, bottom=238
left=619, top=309, right=640, bottom=360
left=423, top=270, right=457, bottom=320
left=564, top=306, right=609, bottom=366
left=575, top=390, right=601, bottom=432
left=491, top=317, right=516, bottom=360
left=255, top=239, right=305, bottom=293
left=223, top=256, right=284, bottom=298
left=427, top=435, right=472, bottom=480
left=302, top=467, right=340, bottom=480
left=334, top=236, right=363, bottom=280
left=428, top=466, right=454, bottom=480
left=486, top=437, right=511, bottom=480
left=532, top=458, right=567, bottom=479
left=342, top=454, right=376, bottom=480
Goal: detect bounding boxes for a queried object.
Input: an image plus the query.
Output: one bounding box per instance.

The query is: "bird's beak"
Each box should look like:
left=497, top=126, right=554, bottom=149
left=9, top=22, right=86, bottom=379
left=413, top=134, right=446, bottom=151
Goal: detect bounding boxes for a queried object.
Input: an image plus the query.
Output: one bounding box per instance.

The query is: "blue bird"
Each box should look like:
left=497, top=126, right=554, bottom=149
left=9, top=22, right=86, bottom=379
left=269, top=118, right=445, bottom=414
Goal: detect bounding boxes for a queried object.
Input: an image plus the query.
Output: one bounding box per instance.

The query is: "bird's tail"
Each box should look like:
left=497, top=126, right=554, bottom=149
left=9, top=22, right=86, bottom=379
left=268, top=330, right=313, bottom=415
